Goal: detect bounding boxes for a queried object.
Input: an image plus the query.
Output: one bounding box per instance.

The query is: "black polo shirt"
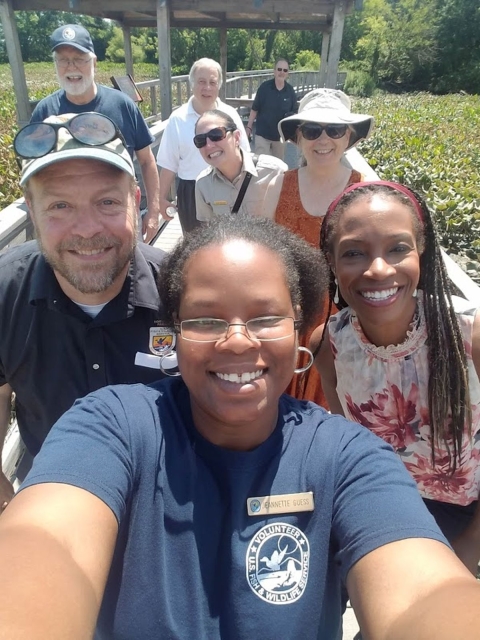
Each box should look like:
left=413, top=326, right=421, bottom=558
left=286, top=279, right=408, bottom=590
left=252, top=78, right=297, bottom=141
left=0, top=241, right=167, bottom=455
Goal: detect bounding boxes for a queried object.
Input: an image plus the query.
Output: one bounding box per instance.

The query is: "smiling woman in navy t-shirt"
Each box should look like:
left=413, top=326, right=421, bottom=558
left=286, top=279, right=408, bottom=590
left=1, top=216, right=479, bottom=639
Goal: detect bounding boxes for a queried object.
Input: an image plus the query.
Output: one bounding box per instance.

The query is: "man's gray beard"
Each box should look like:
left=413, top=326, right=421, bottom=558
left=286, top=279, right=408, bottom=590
left=56, top=70, right=94, bottom=97
left=38, top=234, right=137, bottom=295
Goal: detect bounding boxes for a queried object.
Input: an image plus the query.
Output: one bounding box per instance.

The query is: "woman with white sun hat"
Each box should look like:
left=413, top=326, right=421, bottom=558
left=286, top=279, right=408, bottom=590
left=269, top=88, right=374, bottom=407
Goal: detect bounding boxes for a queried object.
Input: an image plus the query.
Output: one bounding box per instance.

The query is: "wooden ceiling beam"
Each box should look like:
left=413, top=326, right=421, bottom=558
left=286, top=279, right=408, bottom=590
left=12, top=0, right=339, bottom=16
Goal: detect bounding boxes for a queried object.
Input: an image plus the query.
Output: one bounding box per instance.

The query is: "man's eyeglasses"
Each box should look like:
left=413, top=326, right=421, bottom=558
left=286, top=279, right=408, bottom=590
left=277, top=67, right=289, bottom=73
left=14, top=112, right=125, bottom=160
left=55, top=56, right=92, bottom=69
left=193, top=126, right=237, bottom=149
left=299, top=123, right=348, bottom=140
left=175, top=316, right=301, bottom=343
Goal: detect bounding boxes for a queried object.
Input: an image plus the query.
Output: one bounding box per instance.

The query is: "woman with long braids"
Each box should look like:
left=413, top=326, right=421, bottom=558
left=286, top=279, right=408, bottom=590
left=311, top=181, right=480, bottom=575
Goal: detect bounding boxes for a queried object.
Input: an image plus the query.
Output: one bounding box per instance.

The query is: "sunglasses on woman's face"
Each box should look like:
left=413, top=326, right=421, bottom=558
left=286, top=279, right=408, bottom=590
left=277, top=67, right=289, bottom=73
left=193, top=126, right=236, bottom=149
left=299, top=123, right=348, bottom=140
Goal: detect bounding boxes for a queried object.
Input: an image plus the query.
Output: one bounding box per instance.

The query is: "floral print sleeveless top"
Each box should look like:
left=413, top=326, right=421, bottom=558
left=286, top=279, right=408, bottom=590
left=328, top=294, right=480, bottom=506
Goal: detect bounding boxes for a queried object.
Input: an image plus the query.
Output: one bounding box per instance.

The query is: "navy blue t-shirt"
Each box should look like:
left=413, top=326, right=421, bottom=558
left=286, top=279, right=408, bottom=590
left=23, top=378, right=447, bottom=639
left=31, top=84, right=154, bottom=159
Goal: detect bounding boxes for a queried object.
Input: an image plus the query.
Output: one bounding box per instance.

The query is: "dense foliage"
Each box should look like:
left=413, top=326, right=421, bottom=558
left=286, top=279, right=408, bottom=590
left=0, top=59, right=478, bottom=268
left=354, top=92, right=480, bottom=262
left=0, top=0, right=478, bottom=93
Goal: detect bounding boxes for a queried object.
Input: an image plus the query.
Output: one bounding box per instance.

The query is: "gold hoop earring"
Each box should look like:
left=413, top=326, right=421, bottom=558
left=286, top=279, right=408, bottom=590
left=159, top=352, right=181, bottom=377
left=294, top=346, right=314, bottom=374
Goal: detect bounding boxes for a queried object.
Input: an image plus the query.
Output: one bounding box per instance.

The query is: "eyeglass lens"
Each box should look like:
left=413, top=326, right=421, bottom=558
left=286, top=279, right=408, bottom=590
left=55, top=57, right=91, bottom=68
left=193, top=127, right=233, bottom=149
left=179, top=317, right=295, bottom=342
left=277, top=68, right=289, bottom=72
left=300, top=123, right=348, bottom=140
left=14, top=113, right=118, bottom=159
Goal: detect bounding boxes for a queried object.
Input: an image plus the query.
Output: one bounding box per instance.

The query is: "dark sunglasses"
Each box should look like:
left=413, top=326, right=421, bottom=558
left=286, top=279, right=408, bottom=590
left=277, top=67, right=289, bottom=72
left=299, top=123, right=348, bottom=140
left=14, top=112, right=125, bottom=160
left=193, top=126, right=237, bottom=149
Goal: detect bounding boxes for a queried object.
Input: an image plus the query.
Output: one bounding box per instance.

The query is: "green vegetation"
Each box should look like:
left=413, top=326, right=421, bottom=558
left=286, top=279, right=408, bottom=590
left=0, top=59, right=478, bottom=267
left=1, top=0, right=478, bottom=92
left=354, top=92, right=480, bottom=260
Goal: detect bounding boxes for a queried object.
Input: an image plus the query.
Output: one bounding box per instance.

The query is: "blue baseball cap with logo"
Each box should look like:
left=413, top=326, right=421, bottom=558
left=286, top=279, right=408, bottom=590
left=50, top=24, right=95, bottom=54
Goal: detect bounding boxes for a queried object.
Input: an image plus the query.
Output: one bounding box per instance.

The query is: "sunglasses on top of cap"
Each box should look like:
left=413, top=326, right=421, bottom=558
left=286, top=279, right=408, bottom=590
left=14, top=112, right=126, bottom=160
left=299, top=123, right=348, bottom=140
left=193, top=126, right=237, bottom=149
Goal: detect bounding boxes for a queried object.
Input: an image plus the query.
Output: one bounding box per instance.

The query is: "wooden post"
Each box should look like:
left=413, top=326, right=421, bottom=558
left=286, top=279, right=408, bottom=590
left=0, top=0, right=31, bottom=125
left=121, top=24, right=134, bottom=78
left=325, top=0, right=346, bottom=89
left=219, top=26, right=227, bottom=101
left=157, top=0, right=172, bottom=119
left=319, top=31, right=330, bottom=88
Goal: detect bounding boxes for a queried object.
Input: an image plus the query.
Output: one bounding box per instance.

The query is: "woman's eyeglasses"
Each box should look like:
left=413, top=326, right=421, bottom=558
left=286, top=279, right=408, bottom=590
left=14, top=112, right=125, bottom=159
left=175, top=316, right=301, bottom=343
left=277, top=67, right=289, bottom=73
left=299, top=123, right=348, bottom=140
left=193, top=126, right=236, bottom=149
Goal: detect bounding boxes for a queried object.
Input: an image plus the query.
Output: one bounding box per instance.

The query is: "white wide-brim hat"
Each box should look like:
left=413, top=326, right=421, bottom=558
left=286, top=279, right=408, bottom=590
left=278, top=88, right=374, bottom=149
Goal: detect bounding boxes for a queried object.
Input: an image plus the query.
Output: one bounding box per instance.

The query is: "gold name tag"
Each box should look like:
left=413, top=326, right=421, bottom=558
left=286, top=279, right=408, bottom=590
left=213, top=200, right=228, bottom=205
left=247, top=492, right=314, bottom=516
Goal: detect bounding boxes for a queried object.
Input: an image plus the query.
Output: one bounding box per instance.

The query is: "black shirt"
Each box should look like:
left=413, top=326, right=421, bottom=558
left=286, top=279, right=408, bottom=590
left=252, top=79, right=298, bottom=141
left=0, top=241, right=167, bottom=455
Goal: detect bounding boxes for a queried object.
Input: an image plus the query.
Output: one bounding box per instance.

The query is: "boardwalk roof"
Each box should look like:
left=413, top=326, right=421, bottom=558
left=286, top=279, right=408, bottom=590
left=8, top=0, right=357, bottom=30
left=1, top=0, right=360, bottom=122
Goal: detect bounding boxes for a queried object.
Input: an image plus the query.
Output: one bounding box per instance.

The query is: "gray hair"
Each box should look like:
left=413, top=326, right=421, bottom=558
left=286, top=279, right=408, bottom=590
left=189, top=58, right=223, bottom=90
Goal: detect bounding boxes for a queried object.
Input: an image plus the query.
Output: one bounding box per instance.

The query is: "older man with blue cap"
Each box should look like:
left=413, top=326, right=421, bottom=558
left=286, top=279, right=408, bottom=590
left=30, top=24, right=161, bottom=243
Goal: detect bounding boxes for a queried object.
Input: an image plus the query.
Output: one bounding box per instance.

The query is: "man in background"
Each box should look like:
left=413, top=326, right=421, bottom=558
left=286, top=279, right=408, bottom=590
left=0, top=114, right=167, bottom=510
left=31, top=24, right=161, bottom=243
left=246, top=58, right=297, bottom=161
left=157, top=57, right=249, bottom=233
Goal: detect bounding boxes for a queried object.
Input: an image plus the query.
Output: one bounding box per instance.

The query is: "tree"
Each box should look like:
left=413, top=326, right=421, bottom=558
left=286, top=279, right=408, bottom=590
left=348, top=0, right=439, bottom=89
left=105, top=26, right=144, bottom=63
left=432, top=0, right=480, bottom=93
left=0, top=11, right=112, bottom=63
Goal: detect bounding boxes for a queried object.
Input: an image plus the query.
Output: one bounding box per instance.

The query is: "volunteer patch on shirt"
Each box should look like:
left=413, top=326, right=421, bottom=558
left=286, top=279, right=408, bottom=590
left=246, top=522, right=309, bottom=604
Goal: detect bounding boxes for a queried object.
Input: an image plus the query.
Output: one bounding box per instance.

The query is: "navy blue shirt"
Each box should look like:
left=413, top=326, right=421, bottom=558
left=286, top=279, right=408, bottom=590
left=23, top=379, right=447, bottom=639
left=0, top=242, right=166, bottom=454
left=31, top=84, right=154, bottom=159
left=252, top=79, right=297, bottom=141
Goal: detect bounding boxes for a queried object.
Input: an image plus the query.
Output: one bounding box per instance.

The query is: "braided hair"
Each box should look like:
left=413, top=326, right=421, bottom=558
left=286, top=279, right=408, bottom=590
left=318, top=182, right=471, bottom=471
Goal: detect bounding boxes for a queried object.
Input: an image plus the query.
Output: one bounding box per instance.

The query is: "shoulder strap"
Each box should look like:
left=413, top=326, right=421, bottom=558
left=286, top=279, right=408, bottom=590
left=231, top=155, right=259, bottom=214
